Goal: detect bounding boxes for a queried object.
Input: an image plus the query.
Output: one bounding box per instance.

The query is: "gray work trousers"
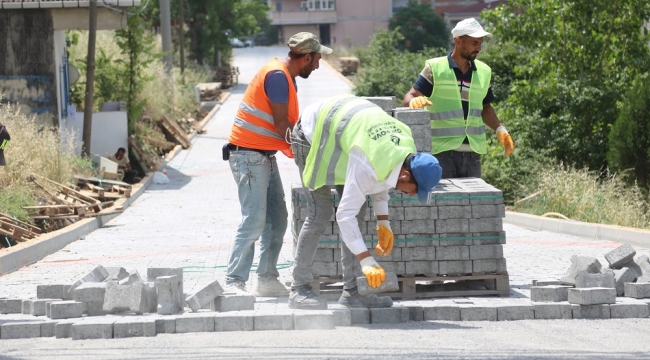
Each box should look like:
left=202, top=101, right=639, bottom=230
left=290, top=122, right=366, bottom=290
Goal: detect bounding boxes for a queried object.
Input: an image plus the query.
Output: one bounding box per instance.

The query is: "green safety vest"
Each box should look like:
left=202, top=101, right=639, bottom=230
left=303, top=95, right=416, bottom=190
left=425, top=57, right=491, bottom=154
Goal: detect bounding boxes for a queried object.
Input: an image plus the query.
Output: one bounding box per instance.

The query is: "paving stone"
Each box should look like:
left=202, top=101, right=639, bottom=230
left=605, top=243, right=636, bottom=269
left=357, top=272, right=399, bottom=296
left=422, top=305, right=461, bottom=321
left=530, top=285, right=571, bottom=302
left=104, top=281, right=146, bottom=314
left=254, top=312, right=294, bottom=330
left=349, top=308, right=370, bottom=325
left=55, top=319, right=81, bottom=339
left=105, top=267, right=129, bottom=282
left=369, top=307, right=409, bottom=324
left=460, top=305, right=497, bottom=321
left=436, top=246, right=469, bottom=261
left=568, top=288, right=616, bottom=305
left=214, top=311, right=254, bottom=331
left=560, top=255, right=602, bottom=285
left=37, top=285, right=72, bottom=300
left=330, top=308, right=352, bottom=327
left=405, top=260, right=438, bottom=275
left=438, top=206, right=472, bottom=220
left=469, top=218, right=503, bottom=233
left=473, top=259, right=507, bottom=273
left=532, top=279, right=562, bottom=286
left=68, top=265, right=109, bottom=295
left=436, top=219, right=469, bottom=233
left=72, top=282, right=106, bottom=302
left=143, top=282, right=157, bottom=313
left=622, top=254, right=650, bottom=280
left=533, top=302, right=573, bottom=319
left=624, top=282, right=650, bottom=299
left=402, top=305, right=424, bottom=321
left=0, top=299, right=22, bottom=314
left=147, top=267, right=184, bottom=285
left=401, top=247, right=435, bottom=261
left=72, top=318, right=115, bottom=340
left=1, top=322, right=41, bottom=339
left=153, top=315, right=177, bottom=334
left=361, top=96, right=396, bottom=112
left=404, top=207, right=437, bottom=221
left=155, top=275, right=182, bottom=315
left=83, top=301, right=107, bottom=316
left=49, top=301, right=84, bottom=319
left=24, top=299, right=58, bottom=316
left=293, top=310, right=335, bottom=330
left=211, top=293, right=255, bottom=312
left=40, top=321, right=56, bottom=337
left=471, top=204, right=505, bottom=219
left=113, top=318, right=156, bottom=338
left=614, top=268, right=637, bottom=296
left=575, top=269, right=615, bottom=288
left=571, top=304, right=611, bottom=319
left=186, top=279, right=225, bottom=312
left=469, top=245, right=503, bottom=260
left=439, top=260, right=473, bottom=275
left=176, top=313, right=216, bottom=333
left=119, top=271, right=144, bottom=285
left=610, top=302, right=650, bottom=319
left=496, top=304, right=535, bottom=321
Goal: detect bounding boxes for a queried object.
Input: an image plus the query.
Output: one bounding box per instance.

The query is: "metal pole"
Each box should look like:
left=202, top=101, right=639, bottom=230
left=82, top=0, right=97, bottom=156
left=160, top=0, right=173, bottom=73
left=179, top=0, right=185, bottom=77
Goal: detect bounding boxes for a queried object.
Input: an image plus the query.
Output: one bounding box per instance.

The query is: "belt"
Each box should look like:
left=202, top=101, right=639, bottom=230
left=227, top=143, right=277, bottom=157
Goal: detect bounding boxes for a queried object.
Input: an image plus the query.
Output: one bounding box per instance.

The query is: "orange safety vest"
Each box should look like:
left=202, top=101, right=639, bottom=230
left=228, top=58, right=299, bottom=152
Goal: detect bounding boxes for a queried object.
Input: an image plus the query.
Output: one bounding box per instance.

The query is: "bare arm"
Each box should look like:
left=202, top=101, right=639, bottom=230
left=270, top=102, right=294, bottom=138
left=402, top=87, right=425, bottom=107
left=482, top=103, right=502, bottom=131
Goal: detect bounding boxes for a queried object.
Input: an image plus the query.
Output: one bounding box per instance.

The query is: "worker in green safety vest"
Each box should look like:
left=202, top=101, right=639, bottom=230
left=402, top=18, right=515, bottom=179
left=288, top=94, right=442, bottom=310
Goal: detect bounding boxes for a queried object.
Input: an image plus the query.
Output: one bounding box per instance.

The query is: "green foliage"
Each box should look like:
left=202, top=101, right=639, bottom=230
left=353, top=29, right=446, bottom=103
left=0, top=186, right=35, bottom=225
left=389, top=0, right=449, bottom=52
left=607, top=74, right=650, bottom=188
left=476, top=42, right=530, bottom=104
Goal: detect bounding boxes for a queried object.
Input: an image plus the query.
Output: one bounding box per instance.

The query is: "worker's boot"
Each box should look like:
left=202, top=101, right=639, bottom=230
left=338, top=287, right=393, bottom=308
left=252, top=277, right=289, bottom=297
left=288, top=284, right=327, bottom=310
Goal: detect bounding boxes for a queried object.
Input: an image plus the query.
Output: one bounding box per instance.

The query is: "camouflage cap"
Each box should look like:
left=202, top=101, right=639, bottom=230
left=287, top=32, right=333, bottom=55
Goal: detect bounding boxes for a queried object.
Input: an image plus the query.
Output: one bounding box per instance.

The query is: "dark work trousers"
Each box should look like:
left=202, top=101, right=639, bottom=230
left=435, top=150, right=481, bottom=179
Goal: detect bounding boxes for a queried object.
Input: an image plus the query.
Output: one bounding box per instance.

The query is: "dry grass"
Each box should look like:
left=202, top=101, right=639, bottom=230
left=514, top=163, right=650, bottom=229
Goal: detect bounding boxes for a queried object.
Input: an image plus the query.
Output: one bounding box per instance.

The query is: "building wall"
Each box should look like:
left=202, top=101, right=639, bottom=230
left=280, top=24, right=322, bottom=44
left=331, top=0, right=391, bottom=47
left=0, top=10, right=57, bottom=127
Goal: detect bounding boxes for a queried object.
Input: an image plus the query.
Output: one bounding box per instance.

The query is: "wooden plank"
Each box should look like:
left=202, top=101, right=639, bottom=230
left=33, top=174, right=99, bottom=205
left=141, top=135, right=176, bottom=150
left=0, top=213, right=42, bottom=234
left=127, top=137, right=154, bottom=172
left=160, top=116, right=191, bottom=149
left=74, top=175, right=131, bottom=188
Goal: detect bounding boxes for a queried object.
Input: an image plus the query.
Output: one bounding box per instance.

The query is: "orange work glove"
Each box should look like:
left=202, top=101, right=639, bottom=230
left=360, top=257, right=386, bottom=288
left=374, top=220, right=394, bottom=256
left=409, top=96, right=433, bottom=109
left=496, top=126, right=514, bottom=157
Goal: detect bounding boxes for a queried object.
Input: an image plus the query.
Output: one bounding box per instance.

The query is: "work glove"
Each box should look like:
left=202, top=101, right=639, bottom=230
left=409, top=96, right=433, bottom=109
left=360, top=257, right=386, bottom=288
left=496, top=126, right=515, bottom=157
left=374, top=220, right=394, bottom=256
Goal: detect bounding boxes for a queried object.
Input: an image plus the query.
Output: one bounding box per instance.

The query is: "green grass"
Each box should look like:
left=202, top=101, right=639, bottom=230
left=0, top=186, right=36, bottom=224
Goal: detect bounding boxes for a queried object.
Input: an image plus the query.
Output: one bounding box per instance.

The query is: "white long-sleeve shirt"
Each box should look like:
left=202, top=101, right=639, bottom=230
left=300, top=100, right=401, bottom=255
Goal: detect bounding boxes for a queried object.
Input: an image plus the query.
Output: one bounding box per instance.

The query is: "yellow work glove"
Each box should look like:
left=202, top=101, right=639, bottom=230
left=496, top=126, right=515, bottom=157
left=409, top=96, right=433, bottom=109
left=360, top=257, right=386, bottom=288
left=374, top=220, right=394, bottom=256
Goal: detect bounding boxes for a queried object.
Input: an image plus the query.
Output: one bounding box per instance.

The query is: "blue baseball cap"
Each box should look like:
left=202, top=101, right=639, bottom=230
left=410, top=152, right=442, bottom=204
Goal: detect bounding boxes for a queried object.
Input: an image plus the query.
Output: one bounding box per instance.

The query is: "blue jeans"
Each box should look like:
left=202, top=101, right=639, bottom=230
left=225, top=150, right=288, bottom=284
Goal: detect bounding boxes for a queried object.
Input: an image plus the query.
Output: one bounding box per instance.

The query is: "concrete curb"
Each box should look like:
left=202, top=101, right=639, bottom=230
left=505, top=211, right=650, bottom=248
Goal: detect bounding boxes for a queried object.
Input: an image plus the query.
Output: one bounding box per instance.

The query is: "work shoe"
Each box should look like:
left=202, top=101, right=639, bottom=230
left=288, top=284, right=327, bottom=310
left=338, top=287, right=393, bottom=308
left=252, top=277, right=289, bottom=297
left=223, top=281, right=248, bottom=294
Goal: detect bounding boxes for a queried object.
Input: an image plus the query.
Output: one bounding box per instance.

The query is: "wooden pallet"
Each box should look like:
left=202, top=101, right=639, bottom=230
left=311, top=272, right=510, bottom=301
left=160, top=116, right=191, bottom=149
left=0, top=219, right=40, bottom=242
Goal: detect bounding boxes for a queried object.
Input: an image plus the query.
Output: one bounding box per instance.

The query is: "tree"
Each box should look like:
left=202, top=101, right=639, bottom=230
left=389, top=0, right=449, bottom=52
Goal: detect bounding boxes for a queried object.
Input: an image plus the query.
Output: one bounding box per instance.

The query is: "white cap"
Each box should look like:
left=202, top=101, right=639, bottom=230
left=451, top=18, right=492, bottom=39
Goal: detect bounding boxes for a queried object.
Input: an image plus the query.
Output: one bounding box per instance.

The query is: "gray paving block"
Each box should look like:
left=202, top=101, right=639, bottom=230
left=119, top=270, right=144, bottom=285
left=72, top=282, right=106, bottom=302
left=460, top=305, right=497, bottom=321
left=401, top=220, right=436, bottom=234
left=436, top=246, right=469, bottom=260
left=1, top=322, right=42, bottom=339
left=533, top=302, right=573, bottom=319
left=0, top=299, right=23, bottom=314
left=575, top=269, right=615, bottom=288
left=472, top=231, right=506, bottom=245
left=610, top=302, right=650, bottom=319
left=422, top=305, right=460, bottom=321
left=104, top=281, right=146, bottom=314
left=211, top=293, right=255, bottom=312
left=357, top=272, right=399, bottom=296
left=472, top=204, right=505, bottom=219
left=469, top=245, right=504, bottom=260
left=469, top=218, right=503, bottom=233
left=605, top=243, right=636, bottom=269
left=532, top=279, right=562, bottom=286
left=293, top=310, right=335, bottom=330
left=84, top=301, right=107, bottom=316
left=214, top=311, right=254, bottom=331
left=405, top=261, right=439, bottom=275
left=438, top=206, right=471, bottom=220
left=560, top=255, right=602, bottom=285
left=143, top=282, right=157, bottom=313
left=496, top=304, right=535, bottom=321
left=40, top=321, right=56, bottom=337
left=105, top=267, right=129, bottom=282
left=571, top=304, right=611, bottom=319
left=113, top=318, right=156, bottom=338
left=624, top=282, right=650, bottom=299
left=374, top=247, right=402, bottom=262
left=473, top=258, right=506, bottom=274
left=438, top=260, right=473, bottom=275
left=147, top=267, right=184, bottom=284
left=401, top=247, right=435, bottom=261
left=369, top=307, right=409, bottom=324
left=49, top=301, right=84, bottom=319
left=376, top=261, right=405, bottom=274
left=155, top=275, right=182, bottom=315
left=54, top=319, right=80, bottom=339
left=531, top=285, right=572, bottom=302
left=614, top=268, right=637, bottom=296
left=68, top=265, right=109, bottom=294
left=438, top=233, right=473, bottom=246
left=404, top=207, right=437, bottom=221
left=403, top=306, right=424, bottom=321
left=403, top=234, right=439, bottom=247
left=37, top=285, right=72, bottom=300
left=331, top=309, right=352, bottom=327
left=361, top=96, right=396, bottom=112
left=176, top=313, right=216, bottom=333
left=436, top=219, right=469, bottom=233
left=186, top=279, right=225, bottom=312
left=24, top=299, right=58, bottom=316
left=153, top=315, right=177, bottom=334
left=568, top=287, right=616, bottom=305
left=349, top=308, right=370, bottom=324
left=621, top=255, right=650, bottom=278
left=392, top=107, right=430, bottom=126
left=254, top=312, right=294, bottom=330
left=71, top=318, right=115, bottom=340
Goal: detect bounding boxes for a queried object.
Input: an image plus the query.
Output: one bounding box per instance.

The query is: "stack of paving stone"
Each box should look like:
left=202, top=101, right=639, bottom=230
left=529, top=243, right=650, bottom=319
